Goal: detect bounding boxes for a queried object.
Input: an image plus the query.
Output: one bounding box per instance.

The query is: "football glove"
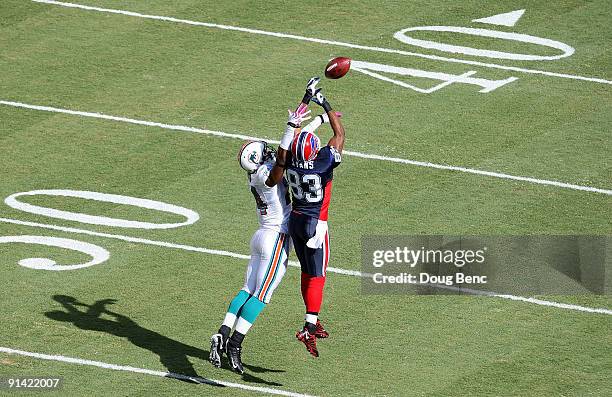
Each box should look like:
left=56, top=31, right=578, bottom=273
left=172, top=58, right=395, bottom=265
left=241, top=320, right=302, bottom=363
left=280, top=107, right=311, bottom=149
left=302, top=77, right=321, bottom=104
left=287, top=107, right=312, bottom=128
left=312, top=90, right=332, bottom=113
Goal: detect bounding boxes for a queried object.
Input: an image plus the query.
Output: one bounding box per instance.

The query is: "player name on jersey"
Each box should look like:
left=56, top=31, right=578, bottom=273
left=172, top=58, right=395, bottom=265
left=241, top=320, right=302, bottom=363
left=291, top=158, right=315, bottom=169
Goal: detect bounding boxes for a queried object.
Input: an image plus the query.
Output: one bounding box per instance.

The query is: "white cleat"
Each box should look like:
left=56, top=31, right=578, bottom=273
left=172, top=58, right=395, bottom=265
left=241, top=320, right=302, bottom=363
left=209, top=333, right=224, bottom=368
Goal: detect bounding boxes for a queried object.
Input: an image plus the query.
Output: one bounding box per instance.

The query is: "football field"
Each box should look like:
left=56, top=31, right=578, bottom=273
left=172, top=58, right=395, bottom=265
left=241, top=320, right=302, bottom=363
left=1, top=1, right=611, bottom=396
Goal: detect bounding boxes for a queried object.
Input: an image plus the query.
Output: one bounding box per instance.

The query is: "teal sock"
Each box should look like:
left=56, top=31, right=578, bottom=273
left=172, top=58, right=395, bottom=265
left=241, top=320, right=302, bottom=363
left=238, top=296, right=266, bottom=324
left=227, top=290, right=250, bottom=316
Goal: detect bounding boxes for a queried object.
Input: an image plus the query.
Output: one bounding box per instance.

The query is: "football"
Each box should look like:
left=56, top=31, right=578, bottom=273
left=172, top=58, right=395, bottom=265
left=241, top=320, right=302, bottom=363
left=324, top=57, right=351, bottom=79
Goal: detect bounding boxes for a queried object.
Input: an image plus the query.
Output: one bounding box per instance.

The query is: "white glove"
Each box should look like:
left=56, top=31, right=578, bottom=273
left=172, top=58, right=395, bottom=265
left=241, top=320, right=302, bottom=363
left=287, top=107, right=311, bottom=127
left=302, top=77, right=321, bottom=103
left=305, top=77, right=321, bottom=96
left=306, top=220, right=328, bottom=249
left=312, top=90, right=326, bottom=104
left=280, top=107, right=311, bottom=149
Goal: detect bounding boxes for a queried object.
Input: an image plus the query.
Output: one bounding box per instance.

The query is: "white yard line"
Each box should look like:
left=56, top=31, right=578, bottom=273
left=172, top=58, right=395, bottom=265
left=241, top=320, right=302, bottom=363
left=427, top=283, right=612, bottom=315
left=0, top=347, right=316, bottom=397
left=0, top=217, right=361, bottom=277
left=31, top=0, right=612, bottom=85
left=2, top=99, right=611, bottom=196
left=1, top=217, right=610, bottom=315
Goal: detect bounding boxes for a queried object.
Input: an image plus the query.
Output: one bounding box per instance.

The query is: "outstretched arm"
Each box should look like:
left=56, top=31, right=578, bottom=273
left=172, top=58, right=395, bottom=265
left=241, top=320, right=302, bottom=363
left=327, top=109, right=345, bottom=153
left=265, top=144, right=293, bottom=187
left=265, top=109, right=311, bottom=187
left=265, top=78, right=320, bottom=187
left=312, top=91, right=345, bottom=153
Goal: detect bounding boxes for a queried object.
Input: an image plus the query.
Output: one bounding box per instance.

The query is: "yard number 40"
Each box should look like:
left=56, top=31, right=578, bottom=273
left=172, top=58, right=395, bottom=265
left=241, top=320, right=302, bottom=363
left=352, top=9, right=575, bottom=93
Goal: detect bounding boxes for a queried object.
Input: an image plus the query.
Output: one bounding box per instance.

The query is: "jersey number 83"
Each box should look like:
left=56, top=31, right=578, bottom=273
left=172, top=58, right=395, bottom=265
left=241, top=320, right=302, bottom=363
left=286, top=169, right=323, bottom=203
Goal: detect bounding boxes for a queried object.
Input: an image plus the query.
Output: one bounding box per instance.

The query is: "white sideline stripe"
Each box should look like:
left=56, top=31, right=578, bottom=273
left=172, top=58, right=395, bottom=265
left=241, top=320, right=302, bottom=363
left=427, top=283, right=612, bottom=315
left=31, top=0, right=612, bottom=86
left=1, top=217, right=610, bottom=316
left=2, top=99, right=611, bottom=196
left=0, top=217, right=251, bottom=261
left=340, top=151, right=612, bottom=195
left=0, top=347, right=315, bottom=397
left=0, top=217, right=356, bottom=276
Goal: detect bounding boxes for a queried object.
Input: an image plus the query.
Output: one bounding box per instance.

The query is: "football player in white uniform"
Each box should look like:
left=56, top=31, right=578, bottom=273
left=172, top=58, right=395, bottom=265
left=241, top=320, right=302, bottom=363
left=209, top=78, right=324, bottom=374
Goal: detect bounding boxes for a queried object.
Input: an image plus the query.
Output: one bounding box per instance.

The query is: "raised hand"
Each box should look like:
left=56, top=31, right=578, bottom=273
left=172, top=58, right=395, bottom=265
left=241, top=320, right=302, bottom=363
left=287, top=107, right=312, bottom=128
left=312, top=90, right=332, bottom=113
left=302, top=77, right=322, bottom=104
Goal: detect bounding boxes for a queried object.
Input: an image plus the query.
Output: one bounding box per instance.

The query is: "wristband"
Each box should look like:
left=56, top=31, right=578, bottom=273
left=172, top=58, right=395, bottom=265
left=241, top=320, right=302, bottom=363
left=279, top=124, right=295, bottom=150
left=321, top=100, right=332, bottom=113
left=301, top=92, right=312, bottom=104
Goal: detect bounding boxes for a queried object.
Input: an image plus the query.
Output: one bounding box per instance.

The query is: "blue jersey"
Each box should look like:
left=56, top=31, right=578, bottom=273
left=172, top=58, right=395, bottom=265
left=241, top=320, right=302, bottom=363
left=286, top=145, right=342, bottom=220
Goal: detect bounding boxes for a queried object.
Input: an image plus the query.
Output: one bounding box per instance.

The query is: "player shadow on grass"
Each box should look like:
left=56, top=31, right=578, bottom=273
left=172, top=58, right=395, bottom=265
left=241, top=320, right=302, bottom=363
left=44, top=295, right=284, bottom=387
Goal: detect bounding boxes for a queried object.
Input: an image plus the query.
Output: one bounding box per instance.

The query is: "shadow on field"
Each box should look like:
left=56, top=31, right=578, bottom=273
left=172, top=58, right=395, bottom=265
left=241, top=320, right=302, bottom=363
left=44, top=295, right=284, bottom=387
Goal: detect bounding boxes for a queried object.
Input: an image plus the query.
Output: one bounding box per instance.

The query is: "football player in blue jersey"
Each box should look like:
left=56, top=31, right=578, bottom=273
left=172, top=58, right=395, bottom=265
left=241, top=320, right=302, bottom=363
left=282, top=83, right=345, bottom=357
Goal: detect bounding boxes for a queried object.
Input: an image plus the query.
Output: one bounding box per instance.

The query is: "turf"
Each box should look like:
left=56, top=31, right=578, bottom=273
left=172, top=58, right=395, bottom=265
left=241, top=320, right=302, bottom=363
left=0, top=1, right=610, bottom=396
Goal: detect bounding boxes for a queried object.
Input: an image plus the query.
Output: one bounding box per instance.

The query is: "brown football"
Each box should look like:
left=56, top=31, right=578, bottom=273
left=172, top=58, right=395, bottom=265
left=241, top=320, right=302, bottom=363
left=324, top=57, right=351, bottom=79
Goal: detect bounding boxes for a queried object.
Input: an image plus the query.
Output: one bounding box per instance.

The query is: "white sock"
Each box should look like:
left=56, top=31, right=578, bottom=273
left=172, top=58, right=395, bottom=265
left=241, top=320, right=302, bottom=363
left=222, top=312, right=237, bottom=329
left=234, top=317, right=254, bottom=335
left=305, top=313, right=318, bottom=325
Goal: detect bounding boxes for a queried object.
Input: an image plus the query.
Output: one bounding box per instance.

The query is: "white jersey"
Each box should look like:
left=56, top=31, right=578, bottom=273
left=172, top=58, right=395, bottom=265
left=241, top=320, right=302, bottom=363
left=248, top=161, right=291, bottom=233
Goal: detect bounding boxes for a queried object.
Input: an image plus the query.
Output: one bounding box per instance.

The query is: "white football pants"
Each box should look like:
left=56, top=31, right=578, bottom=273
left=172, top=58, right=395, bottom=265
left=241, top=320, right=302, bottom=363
left=242, top=228, right=292, bottom=303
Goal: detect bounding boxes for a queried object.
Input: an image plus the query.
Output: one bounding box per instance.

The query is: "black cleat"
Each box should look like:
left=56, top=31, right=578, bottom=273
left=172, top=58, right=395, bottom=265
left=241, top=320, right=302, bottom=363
left=209, top=333, right=224, bottom=368
left=315, top=320, right=329, bottom=339
left=226, top=343, right=244, bottom=374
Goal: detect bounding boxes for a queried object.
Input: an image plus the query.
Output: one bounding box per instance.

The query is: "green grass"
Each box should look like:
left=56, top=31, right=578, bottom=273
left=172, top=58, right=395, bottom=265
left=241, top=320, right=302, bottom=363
left=0, top=1, right=611, bottom=396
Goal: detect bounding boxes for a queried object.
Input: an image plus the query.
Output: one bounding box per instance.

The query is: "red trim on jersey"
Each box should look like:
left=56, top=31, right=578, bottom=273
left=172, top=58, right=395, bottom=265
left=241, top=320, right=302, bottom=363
left=323, top=231, right=329, bottom=276
left=319, top=181, right=333, bottom=221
